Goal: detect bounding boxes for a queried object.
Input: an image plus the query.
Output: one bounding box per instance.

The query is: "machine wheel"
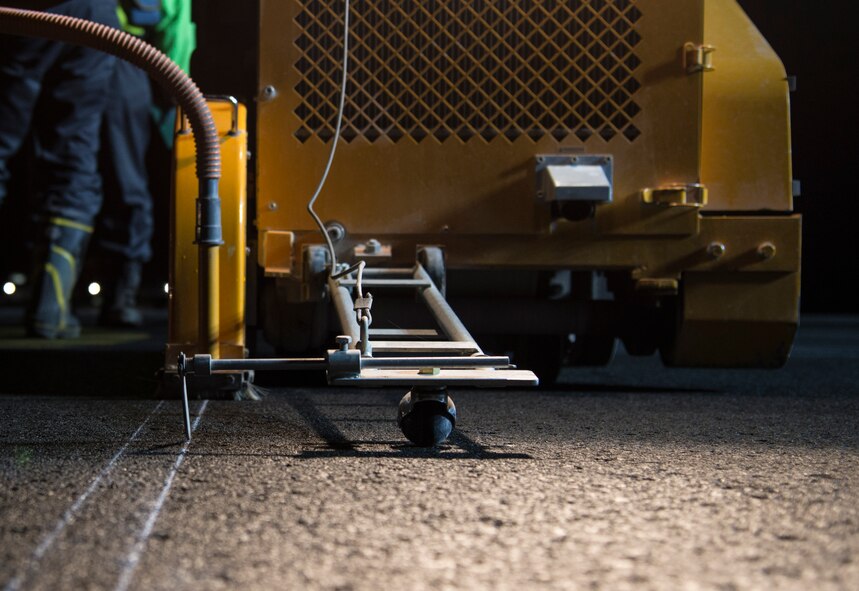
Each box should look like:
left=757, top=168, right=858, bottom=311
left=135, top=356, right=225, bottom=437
left=261, top=280, right=328, bottom=354
left=621, top=333, right=659, bottom=357
left=514, top=335, right=564, bottom=386
left=566, top=335, right=617, bottom=367
left=397, top=388, right=457, bottom=447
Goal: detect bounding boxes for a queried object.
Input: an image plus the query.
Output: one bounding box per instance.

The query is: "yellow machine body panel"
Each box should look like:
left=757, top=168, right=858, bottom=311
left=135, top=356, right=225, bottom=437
left=167, top=99, right=248, bottom=363
left=257, top=0, right=705, bottom=255
left=701, top=0, right=793, bottom=211
left=163, top=0, right=799, bottom=369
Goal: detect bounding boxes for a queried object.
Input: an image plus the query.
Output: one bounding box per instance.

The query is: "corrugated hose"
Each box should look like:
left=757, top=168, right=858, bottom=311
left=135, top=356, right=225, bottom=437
left=0, top=6, right=221, bottom=244
left=0, top=6, right=223, bottom=354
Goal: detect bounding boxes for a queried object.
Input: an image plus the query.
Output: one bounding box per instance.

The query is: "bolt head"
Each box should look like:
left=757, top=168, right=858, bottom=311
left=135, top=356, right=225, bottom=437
left=757, top=242, right=777, bottom=260
left=706, top=242, right=726, bottom=259
left=335, top=335, right=352, bottom=351
left=326, top=223, right=346, bottom=242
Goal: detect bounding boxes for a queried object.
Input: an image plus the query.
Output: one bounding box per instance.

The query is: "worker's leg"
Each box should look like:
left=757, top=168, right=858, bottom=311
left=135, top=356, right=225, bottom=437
left=33, top=6, right=118, bottom=227
left=0, top=32, right=61, bottom=209
left=98, top=59, right=154, bottom=327
left=26, top=0, right=119, bottom=338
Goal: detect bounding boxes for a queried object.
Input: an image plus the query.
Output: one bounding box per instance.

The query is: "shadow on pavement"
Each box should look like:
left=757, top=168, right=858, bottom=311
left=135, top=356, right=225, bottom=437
left=285, top=390, right=532, bottom=459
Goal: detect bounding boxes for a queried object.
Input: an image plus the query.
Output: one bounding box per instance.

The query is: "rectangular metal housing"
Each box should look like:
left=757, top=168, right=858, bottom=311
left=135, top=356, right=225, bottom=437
left=536, top=155, right=613, bottom=203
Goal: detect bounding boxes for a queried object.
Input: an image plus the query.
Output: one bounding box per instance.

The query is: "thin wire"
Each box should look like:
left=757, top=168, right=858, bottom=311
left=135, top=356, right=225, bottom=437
left=306, top=0, right=350, bottom=275
left=300, top=1, right=372, bottom=335
left=331, top=260, right=365, bottom=297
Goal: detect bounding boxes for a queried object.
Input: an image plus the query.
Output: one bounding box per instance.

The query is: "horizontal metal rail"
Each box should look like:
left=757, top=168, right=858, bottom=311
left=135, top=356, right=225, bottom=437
left=362, top=356, right=509, bottom=369
left=206, top=358, right=327, bottom=372
left=338, top=278, right=431, bottom=288
left=190, top=354, right=512, bottom=375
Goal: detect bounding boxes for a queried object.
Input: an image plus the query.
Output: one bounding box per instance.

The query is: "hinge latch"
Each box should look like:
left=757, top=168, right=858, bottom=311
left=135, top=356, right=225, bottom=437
left=683, top=43, right=716, bottom=74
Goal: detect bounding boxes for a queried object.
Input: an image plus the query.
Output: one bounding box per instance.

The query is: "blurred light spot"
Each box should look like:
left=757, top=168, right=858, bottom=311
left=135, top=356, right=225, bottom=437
left=163, top=283, right=169, bottom=294
left=88, top=282, right=101, bottom=296
left=3, top=282, right=15, bottom=295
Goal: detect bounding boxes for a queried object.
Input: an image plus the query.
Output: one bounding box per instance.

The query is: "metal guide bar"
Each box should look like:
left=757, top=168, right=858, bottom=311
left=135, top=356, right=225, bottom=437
left=189, top=354, right=512, bottom=375
left=331, top=264, right=482, bottom=356
left=178, top=261, right=539, bottom=441
left=368, top=328, right=439, bottom=338
left=368, top=341, right=480, bottom=355
left=338, top=278, right=432, bottom=288
left=330, top=369, right=539, bottom=388
left=320, top=262, right=537, bottom=387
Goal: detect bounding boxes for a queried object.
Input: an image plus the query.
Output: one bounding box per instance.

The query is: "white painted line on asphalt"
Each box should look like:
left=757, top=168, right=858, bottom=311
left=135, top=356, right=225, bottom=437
left=4, top=400, right=165, bottom=591
left=114, top=400, right=209, bottom=591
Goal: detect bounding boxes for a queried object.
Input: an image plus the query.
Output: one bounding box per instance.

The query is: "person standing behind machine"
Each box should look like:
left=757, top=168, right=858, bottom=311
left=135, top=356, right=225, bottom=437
left=97, top=0, right=194, bottom=327
left=0, top=0, right=118, bottom=339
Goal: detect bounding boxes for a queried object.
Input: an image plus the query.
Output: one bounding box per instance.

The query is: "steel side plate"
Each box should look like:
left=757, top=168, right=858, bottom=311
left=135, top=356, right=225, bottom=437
left=330, top=368, right=539, bottom=388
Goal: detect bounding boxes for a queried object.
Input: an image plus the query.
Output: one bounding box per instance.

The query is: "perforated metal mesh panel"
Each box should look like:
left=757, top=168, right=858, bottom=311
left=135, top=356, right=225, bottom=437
left=293, top=0, right=643, bottom=144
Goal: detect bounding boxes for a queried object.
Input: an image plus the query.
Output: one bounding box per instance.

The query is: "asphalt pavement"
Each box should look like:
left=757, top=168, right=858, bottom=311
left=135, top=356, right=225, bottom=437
left=1, top=316, right=858, bottom=590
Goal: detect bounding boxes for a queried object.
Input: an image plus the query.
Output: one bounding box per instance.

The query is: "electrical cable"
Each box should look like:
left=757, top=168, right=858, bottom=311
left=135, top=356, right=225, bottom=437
left=331, top=260, right=365, bottom=296
left=301, top=1, right=370, bottom=331
left=306, top=0, right=350, bottom=276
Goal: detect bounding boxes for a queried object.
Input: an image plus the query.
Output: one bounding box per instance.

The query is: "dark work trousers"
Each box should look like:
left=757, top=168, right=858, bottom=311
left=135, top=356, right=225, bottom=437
left=98, top=59, right=154, bottom=263
left=0, top=0, right=119, bottom=227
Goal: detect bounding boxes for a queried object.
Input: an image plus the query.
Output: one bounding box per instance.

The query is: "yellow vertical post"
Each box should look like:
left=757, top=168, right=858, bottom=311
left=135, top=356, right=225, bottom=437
left=167, top=98, right=248, bottom=366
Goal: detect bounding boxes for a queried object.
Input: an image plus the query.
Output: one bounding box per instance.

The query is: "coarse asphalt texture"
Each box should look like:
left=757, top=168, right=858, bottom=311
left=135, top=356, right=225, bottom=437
left=1, top=316, right=858, bottom=590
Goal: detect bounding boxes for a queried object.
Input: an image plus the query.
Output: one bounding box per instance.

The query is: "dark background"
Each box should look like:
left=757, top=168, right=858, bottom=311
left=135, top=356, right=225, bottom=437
left=1, top=0, right=856, bottom=313
left=738, top=0, right=858, bottom=312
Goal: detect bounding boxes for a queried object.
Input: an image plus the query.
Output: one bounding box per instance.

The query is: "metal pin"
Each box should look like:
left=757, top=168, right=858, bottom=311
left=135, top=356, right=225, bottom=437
left=358, top=315, right=372, bottom=357
left=181, top=374, right=192, bottom=442
left=178, top=353, right=192, bottom=442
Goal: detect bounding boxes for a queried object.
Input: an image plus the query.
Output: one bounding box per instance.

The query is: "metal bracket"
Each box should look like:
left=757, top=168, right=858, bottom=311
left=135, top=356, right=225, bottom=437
left=641, top=184, right=708, bottom=208
left=535, top=154, right=613, bottom=203
left=635, top=277, right=680, bottom=296
left=326, top=262, right=539, bottom=386
left=354, top=238, right=392, bottom=259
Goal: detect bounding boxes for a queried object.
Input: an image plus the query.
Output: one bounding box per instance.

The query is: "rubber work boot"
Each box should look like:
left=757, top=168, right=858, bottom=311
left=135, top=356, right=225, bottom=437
left=99, top=260, right=144, bottom=328
left=26, top=220, right=92, bottom=339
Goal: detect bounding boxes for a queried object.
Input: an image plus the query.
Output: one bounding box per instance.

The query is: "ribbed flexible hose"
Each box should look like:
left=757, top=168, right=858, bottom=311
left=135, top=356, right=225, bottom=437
left=0, top=6, right=223, bottom=354
left=0, top=7, right=220, bottom=183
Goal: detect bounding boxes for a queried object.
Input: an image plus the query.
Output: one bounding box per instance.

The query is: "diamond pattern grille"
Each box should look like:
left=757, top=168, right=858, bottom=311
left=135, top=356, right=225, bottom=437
left=293, top=0, right=643, bottom=144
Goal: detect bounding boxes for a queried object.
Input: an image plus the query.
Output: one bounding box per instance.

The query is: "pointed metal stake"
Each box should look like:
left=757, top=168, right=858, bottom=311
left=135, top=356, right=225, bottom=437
left=178, top=353, right=192, bottom=441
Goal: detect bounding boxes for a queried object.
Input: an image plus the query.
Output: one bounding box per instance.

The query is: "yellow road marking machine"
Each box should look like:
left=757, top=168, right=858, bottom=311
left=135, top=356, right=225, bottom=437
left=1, top=0, right=799, bottom=446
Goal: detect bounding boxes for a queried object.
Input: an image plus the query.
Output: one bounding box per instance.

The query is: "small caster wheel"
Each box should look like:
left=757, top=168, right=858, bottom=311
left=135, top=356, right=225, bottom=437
left=397, top=387, right=457, bottom=447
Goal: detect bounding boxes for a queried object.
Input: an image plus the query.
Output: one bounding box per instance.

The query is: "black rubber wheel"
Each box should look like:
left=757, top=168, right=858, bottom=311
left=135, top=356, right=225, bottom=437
left=566, top=335, right=618, bottom=367
left=397, top=391, right=457, bottom=447
left=261, top=280, right=329, bottom=354
left=514, top=335, right=565, bottom=386
left=621, top=333, right=659, bottom=357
